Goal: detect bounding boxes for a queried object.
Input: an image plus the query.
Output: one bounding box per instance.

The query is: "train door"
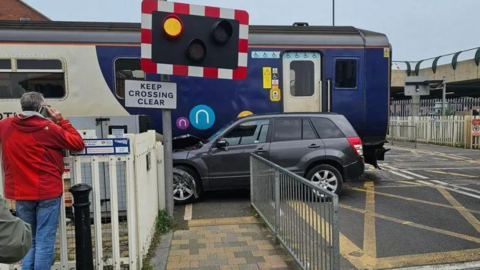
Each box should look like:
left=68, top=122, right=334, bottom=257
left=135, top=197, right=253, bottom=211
left=282, top=52, right=322, bottom=112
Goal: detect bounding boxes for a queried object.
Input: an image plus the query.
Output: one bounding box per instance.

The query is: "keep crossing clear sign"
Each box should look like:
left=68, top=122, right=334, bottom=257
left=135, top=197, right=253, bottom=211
left=125, top=80, right=177, bottom=109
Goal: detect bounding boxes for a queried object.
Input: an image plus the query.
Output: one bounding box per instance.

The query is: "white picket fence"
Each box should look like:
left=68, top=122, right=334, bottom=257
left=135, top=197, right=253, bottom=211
left=0, top=130, right=165, bottom=270
left=388, top=116, right=480, bottom=148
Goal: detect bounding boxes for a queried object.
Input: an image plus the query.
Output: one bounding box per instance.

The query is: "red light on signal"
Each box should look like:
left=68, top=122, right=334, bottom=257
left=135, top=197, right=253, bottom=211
left=163, top=14, right=183, bottom=38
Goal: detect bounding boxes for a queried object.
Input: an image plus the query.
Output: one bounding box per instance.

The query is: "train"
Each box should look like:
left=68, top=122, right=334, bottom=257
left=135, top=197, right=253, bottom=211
left=0, top=20, right=391, bottom=167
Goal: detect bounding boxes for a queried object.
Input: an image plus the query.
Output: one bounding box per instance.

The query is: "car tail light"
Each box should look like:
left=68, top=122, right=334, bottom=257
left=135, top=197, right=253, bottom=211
left=348, top=137, right=364, bottom=161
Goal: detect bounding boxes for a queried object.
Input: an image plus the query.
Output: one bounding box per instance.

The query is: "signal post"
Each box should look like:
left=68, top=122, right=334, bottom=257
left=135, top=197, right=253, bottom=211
left=138, top=0, right=250, bottom=216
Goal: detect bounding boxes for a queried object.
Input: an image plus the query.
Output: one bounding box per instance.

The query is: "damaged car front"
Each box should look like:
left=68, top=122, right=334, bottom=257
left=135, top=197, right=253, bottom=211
left=170, top=119, right=237, bottom=204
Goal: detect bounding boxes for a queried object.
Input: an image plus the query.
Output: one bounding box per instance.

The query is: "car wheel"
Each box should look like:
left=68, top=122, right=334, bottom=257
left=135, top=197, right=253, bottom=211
left=305, top=164, right=343, bottom=195
left=173, top=166, right=201, bottom=205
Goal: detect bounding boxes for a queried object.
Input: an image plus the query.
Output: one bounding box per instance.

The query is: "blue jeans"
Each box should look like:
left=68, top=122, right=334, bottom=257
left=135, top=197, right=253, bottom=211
left=16, top=196, right=61, bottom=270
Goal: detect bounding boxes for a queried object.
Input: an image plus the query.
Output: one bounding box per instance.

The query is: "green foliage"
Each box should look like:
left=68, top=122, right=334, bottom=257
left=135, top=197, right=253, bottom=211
left=156, top=209, right=172, bottom=234
left=141, top=209, right=173, bottom=270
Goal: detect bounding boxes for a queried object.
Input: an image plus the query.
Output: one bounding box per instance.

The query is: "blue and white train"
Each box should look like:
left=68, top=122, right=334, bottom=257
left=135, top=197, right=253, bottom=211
left=0, top=20, right=391, bottom=167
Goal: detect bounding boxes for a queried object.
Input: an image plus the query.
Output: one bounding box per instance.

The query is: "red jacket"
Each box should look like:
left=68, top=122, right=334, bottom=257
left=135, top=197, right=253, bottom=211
left=0, top=114, right=85, bottom=201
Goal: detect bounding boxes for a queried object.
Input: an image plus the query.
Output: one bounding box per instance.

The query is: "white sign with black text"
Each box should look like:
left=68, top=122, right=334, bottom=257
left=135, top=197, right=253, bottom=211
left=125, top=80, right=177, bottom=109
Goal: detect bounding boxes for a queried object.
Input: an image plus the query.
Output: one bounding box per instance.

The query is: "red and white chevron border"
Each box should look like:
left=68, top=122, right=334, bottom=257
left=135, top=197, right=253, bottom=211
left=141, top=0, right=249, bottom=80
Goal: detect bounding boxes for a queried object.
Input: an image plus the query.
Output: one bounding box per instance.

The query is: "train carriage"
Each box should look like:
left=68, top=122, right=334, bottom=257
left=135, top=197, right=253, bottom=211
left=0, top=20, right=391, bottom=167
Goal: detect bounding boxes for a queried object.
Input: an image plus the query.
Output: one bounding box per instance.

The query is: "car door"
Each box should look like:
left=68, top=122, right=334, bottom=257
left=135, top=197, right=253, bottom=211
left=208, top=118, right=271, bottom=189
left=310, top=117, right=352, bottom=164
left=268, top=117, right=325, bottom=175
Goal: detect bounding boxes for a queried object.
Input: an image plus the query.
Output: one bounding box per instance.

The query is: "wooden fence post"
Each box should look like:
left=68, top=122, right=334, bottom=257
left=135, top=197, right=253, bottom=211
left=465, top=116, right=472, bottom=149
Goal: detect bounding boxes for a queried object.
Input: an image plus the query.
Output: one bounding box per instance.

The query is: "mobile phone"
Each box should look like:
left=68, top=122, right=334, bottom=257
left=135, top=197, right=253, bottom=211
left=38, top=105, right=51, bottom=118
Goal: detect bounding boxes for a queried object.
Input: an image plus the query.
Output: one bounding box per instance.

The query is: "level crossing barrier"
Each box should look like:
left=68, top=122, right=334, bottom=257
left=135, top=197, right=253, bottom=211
left=0, top=130, right=165, bottom=270
left=250, top=154, right=340, bottom=270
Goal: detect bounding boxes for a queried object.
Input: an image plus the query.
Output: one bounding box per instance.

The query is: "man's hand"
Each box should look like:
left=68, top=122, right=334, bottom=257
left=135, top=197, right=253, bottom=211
left=46, top=107, right=64, bottom=123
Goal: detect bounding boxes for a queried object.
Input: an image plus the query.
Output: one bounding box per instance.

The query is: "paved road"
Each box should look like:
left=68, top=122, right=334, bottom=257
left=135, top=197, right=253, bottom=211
left=173, top=144, right=480, bottom=269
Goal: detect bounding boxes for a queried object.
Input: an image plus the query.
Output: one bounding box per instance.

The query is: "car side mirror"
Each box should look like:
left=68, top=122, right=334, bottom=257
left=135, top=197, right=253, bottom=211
left=216, top=139, right=227, bottom=148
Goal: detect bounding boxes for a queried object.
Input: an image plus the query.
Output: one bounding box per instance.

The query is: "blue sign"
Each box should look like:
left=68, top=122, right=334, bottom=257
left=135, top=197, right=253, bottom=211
left=283, top=52, right=320, bottom=59
left=70, top=139, right=130, bottom=156
left=189, top=105, right=215, bottom=130
left=251, top=51, right=281, bottom=59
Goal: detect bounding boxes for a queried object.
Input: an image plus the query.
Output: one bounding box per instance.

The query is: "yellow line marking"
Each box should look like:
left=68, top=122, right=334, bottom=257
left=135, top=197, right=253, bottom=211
left=363, top=182, right=377, bottom=259
left=376, top=248, right=480, bottom=268
left=437, top=188, right=480, bottom=234
left=350, top=187, right=480, bottom=215
left=288, top=201, right=377, bottom=269
left=427, top=170, right=448, bottom=175
left=187, top=216, right=258, bottom=227
left=341, top=204, right=480, bottom=244
left=288, top=200, right=480, bottom=269
left=428, top=170, right=477, bottom=178
left=184, top=204, right=193, bottom=221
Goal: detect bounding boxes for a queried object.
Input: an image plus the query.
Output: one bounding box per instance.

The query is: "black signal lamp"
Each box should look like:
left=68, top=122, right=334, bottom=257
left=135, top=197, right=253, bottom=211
left=211, top=20, right=233, bottom=44
left=187, top=39, right=207, bottom=62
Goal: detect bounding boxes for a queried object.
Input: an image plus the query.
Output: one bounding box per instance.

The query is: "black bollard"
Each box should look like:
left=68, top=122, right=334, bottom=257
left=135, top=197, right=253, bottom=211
left=69, top=183, right=94, bottom=270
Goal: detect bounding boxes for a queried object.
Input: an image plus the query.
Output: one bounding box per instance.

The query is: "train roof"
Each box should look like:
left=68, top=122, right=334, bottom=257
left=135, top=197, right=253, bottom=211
left=0, top=20, right=389, bottom=47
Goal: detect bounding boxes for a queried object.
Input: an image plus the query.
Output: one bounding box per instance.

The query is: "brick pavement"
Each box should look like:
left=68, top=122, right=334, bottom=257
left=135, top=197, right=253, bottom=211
left=165, top=217, right=297, bottom=270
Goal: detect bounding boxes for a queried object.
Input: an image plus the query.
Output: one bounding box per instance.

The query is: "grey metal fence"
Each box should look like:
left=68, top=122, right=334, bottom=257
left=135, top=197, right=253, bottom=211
left=390, top=98, right=480, bottom=117
left=250, top=154, right=340, bottom=270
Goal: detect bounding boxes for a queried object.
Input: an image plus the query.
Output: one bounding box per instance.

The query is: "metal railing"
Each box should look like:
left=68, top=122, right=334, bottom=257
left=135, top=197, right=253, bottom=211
left=250, top=154, right=340, bottom=270
left=390, top=98, right=480, bottom=118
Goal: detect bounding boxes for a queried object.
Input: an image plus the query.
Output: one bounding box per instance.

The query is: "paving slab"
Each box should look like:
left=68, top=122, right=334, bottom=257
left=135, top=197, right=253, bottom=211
left=164, top=218, right=297, bottom=270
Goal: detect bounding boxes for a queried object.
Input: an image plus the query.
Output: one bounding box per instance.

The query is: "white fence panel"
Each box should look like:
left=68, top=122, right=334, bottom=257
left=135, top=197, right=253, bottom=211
left=128, top=130, right=160, bottom=268
left=389, top=116, right=467, bottom=148
left=0, top=131, right=165, bottom=270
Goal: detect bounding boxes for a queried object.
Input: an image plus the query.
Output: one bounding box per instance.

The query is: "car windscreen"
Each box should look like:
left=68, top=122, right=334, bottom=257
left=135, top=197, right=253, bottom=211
left=206, top=118, right=237, bottom=142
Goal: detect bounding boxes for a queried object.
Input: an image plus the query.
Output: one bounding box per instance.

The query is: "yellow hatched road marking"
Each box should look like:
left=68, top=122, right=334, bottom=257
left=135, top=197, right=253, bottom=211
left=437, top=188, right=480, bottom=234
left=350, top=187, right=480, bottom=215
left=287, top=200, right=480, bottom=269
left=388, top=145, right=480, bottom=163
left=341, top=204, right=480, bottom=244
left=288, top=201, right=377, bottom=269
left=376, top=248, right=480, bottom=268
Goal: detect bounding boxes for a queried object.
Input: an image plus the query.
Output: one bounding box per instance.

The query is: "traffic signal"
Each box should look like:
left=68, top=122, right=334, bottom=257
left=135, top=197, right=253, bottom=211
left=141, top=0, right=250, bottom=80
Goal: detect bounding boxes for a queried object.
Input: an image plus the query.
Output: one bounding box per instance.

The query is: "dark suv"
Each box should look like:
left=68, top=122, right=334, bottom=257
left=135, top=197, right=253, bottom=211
left=172, top=113, right=364, bottom=204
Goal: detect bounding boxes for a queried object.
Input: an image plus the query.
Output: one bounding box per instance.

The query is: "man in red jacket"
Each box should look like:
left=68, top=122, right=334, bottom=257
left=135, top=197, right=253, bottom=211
left=0, top=92, right=85, bottom=270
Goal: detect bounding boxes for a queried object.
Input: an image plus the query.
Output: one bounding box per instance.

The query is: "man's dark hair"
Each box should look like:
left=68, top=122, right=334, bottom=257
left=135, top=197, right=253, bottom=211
left=20, top=92, right=44, bottom=112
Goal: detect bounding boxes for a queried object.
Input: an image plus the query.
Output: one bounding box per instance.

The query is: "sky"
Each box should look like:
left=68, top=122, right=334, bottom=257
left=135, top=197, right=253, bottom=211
left=23, top=0, right=480, bottom=62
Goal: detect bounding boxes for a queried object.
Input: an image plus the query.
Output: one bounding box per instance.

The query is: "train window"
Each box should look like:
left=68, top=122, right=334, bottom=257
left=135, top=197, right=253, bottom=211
left=0, top=59, right=11, bottom=70
left=290, top=61, right=314, bottom=97
left=115, top=58, right=145, bottom=99
left=17, top=59, right=62, bottom=70
left=0, top=59, right=65, bottom=99
left=335, top=59, right=357, bottom=88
